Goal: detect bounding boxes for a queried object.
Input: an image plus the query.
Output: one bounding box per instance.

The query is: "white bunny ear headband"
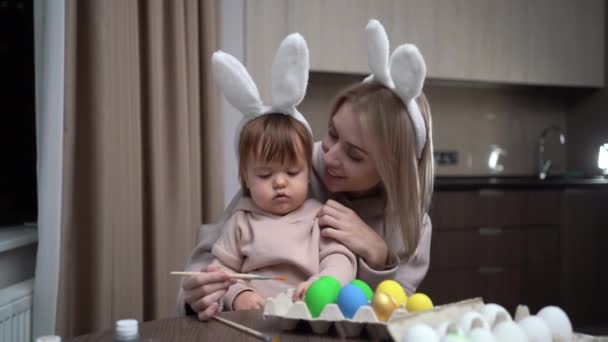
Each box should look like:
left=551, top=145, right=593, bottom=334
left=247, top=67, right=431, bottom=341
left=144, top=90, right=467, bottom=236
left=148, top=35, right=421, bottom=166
left=364, top=19, right=427, bottom=159
left=211, top=33, right=312, bottom=154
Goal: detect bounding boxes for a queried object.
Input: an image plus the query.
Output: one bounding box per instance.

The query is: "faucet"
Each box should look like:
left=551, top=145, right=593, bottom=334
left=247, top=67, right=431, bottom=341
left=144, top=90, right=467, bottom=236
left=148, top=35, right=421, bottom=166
left=538, top=125, right=566, bottom=180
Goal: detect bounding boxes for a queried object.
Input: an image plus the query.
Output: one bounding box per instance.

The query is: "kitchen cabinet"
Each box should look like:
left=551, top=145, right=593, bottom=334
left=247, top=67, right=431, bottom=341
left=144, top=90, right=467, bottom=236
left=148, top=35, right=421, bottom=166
left=420, top=188, right=608, bottom=327
left=421, top=190, right=562, bottom=315
left=245, top=0, right=604, bottom=95
left=560, top=189, right=608, bottom=327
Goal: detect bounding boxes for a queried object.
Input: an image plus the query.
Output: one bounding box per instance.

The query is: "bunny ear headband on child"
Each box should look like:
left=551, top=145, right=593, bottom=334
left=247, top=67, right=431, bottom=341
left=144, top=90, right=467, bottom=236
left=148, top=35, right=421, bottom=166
left=211, top=33, right=312, bottom=153
left=364, top=19, right=427, bottom=159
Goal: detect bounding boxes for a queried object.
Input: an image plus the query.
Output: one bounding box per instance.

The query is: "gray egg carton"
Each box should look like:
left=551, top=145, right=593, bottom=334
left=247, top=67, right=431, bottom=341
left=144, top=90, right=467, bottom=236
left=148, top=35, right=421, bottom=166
left=262, top=288, right=484, bottom=339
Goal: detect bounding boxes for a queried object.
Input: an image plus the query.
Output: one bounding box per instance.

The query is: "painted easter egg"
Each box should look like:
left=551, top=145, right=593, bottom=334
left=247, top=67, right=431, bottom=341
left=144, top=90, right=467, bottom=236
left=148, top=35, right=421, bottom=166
left=336, top=284, right=368, bottom=318
left=440, top=332, right=470, bottom=342
left=371, top=291, right=398, bottom=321
left=376, top=280, right=407, bottom=307
left=304, top=276, right=341, bottom=317
left=350, top=279, right=373, bottom=301
left=406, top=293, right=434, bottom=313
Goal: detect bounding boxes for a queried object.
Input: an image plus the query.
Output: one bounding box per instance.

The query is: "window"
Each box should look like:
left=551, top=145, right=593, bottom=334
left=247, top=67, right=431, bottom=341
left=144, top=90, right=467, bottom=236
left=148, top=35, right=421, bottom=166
left=0, top=0, right=37, bottom=226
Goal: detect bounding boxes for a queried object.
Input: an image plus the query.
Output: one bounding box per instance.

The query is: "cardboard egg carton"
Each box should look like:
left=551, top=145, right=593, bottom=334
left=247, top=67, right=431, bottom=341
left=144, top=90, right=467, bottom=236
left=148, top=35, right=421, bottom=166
left=386, top=304, right=606, bottom=342
left=262, top=288, right=484, bottom=339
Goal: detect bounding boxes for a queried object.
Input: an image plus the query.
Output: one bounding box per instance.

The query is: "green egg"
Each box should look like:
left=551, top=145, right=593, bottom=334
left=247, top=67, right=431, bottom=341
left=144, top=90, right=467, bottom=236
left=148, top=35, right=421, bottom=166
left=304, top=276, right=341, bottom=317
left=444, top=332, right=470, bottom=342
left=350, top=279, right=373, bottom=301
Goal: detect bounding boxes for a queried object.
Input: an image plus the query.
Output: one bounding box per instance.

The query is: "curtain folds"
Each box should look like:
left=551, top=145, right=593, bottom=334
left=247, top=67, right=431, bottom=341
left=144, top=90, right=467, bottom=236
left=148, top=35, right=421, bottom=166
left=57, top=0, right=220, bottom=337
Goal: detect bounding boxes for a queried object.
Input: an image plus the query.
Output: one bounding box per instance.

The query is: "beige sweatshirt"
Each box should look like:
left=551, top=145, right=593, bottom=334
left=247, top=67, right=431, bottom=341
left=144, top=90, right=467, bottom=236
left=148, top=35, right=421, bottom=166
left=177, top=141, right=432, bottom=315
left=211, top=197, right=357, bottom=310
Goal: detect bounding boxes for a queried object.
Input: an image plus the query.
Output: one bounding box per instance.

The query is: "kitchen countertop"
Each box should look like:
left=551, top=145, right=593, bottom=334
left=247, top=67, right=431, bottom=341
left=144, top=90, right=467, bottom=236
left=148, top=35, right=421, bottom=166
left=435, top=175, right=608, bottom=191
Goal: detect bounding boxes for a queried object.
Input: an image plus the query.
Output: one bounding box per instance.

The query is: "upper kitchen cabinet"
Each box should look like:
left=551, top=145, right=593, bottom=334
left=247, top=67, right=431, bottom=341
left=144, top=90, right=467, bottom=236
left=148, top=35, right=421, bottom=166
left=245, top=0, right=605, bottom=92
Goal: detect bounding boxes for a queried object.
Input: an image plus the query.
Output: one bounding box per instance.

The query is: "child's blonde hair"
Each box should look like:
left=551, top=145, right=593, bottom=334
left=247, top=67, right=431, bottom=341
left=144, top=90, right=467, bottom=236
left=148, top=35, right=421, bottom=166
left=238, top=114, right=313, bottom=193
left=329, top=82, right=434, bottom=258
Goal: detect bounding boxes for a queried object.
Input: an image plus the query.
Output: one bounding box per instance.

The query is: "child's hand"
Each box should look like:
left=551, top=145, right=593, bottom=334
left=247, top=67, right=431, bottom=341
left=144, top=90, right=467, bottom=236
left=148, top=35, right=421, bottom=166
left=233, top=291, right=265, bottom=311
left=293, top=280, right=313, bottom=301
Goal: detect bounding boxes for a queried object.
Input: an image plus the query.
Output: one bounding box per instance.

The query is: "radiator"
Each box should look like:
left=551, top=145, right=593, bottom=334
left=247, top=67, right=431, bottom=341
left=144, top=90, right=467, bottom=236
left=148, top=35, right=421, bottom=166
left=0, top=279, right=33, bottom=342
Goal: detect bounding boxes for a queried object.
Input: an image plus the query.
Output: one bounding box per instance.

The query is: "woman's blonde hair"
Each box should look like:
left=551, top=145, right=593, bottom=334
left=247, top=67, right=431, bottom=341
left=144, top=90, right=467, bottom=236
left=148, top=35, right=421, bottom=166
left=329, top=82, right=434, bottom=258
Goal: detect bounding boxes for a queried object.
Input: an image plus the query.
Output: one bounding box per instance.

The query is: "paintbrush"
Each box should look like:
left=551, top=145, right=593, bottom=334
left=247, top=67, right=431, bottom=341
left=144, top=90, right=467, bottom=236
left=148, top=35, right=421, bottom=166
left=212, top=315, right=278, bottom=342
left=170, top=271, right=288, bottom=281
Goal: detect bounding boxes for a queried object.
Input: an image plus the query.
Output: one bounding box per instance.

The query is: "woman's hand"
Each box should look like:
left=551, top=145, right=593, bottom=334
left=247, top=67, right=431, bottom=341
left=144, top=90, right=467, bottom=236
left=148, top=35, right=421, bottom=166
left=317, top=199, right=388, bottom=269
left=182, top=264, right=235, bottom=321
left=233, top=291, right=265, bottom=311
left=293, top=280, right=313, bottom=301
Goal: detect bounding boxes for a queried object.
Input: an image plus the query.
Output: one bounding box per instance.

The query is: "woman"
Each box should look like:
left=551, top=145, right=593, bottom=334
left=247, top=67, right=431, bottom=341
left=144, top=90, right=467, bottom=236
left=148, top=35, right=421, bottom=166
left=180, top=19, right=434, bottom=321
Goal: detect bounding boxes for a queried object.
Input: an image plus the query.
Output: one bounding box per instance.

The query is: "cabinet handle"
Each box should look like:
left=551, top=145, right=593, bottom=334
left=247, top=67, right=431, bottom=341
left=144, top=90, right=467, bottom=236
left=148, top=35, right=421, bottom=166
left=478, top=267, right=503, bottom=274
left=479, top=189, right=504, bottom=197
left=478, top=227, right=503, bottom=236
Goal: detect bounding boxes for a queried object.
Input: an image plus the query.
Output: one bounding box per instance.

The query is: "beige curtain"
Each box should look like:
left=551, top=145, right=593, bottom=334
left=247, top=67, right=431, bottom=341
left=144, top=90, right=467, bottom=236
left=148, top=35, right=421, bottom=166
left=57, top=0, right=222, bottom=337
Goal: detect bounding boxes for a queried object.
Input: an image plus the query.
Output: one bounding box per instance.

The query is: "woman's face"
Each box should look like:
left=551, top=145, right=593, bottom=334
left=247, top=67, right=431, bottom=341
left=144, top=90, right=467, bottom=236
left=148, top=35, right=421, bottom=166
left=321, top=102, right=381, bottom=194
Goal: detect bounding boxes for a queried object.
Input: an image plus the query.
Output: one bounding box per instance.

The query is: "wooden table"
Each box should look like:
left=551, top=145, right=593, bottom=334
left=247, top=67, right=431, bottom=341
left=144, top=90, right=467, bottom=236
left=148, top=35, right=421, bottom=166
left=71, top=309, right=373, bottom=341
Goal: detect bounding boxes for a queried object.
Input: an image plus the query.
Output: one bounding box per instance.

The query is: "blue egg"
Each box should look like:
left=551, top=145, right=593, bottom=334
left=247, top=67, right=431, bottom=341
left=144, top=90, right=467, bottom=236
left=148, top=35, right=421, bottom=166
left=336, top=284, right=369, bottom=319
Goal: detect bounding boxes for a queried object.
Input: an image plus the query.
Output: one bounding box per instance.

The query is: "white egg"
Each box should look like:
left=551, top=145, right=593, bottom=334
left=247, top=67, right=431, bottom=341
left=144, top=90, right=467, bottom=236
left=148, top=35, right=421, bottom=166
left=492, top=321, right=529, bottom=342
left=537, top=306, right=573, bottom=342
left=401, top=324, right=440, bottom=342
left=468, top=327, right=499, bottom=342
left=480, top=303, right=512, bottom=327
left=436, top=322, right=463, bottom=338
left=459, top=311, right=490, bottom=332
left=518, top=316, right=552, bottom=342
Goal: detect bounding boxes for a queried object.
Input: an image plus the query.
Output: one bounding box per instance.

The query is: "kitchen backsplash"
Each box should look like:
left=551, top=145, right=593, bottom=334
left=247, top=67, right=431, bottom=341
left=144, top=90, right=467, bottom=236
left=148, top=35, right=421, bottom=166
left=300, top=72, right=568, bottom=176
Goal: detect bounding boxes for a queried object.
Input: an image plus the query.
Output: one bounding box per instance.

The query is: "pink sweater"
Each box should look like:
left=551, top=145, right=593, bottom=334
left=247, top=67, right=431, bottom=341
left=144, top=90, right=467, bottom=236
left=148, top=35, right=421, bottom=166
left=211, top=197, right=357, bottom=310
left=177, top=142, right=432, bottom=315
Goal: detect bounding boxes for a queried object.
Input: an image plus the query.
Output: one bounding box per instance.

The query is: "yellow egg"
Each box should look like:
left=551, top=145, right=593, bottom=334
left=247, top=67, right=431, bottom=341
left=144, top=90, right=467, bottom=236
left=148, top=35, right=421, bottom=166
left=406, top=292, right=434, bottom=312
left=371, top=291, right=398, bottom=321
left=376, top=280, right=407, bottom=307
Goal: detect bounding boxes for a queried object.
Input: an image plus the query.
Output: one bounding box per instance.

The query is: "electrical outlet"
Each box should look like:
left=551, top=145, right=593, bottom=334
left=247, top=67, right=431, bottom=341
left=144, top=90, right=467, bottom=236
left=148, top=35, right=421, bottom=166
left=434, top=150, right=459, bottom=165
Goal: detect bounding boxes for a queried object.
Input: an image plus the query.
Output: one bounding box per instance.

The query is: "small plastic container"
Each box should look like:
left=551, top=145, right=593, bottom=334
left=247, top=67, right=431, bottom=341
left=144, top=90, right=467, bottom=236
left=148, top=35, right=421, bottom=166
left=114, top=319, right=139, bottom=341
left=35, top=336, right=61, bottom=342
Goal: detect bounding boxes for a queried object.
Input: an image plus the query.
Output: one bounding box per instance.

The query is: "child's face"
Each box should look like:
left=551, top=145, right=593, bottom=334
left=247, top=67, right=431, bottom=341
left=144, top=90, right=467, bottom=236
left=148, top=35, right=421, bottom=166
left=245, top=154, right=309, bottom=215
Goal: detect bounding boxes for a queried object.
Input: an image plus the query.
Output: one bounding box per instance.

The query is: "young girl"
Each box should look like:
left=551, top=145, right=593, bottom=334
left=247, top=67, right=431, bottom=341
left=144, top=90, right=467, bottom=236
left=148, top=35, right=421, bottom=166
left=211, top=113, right=356, bottom=312
left=186, top=33, right=356, bottom=313
left=180, top=19, right=434, bottom=321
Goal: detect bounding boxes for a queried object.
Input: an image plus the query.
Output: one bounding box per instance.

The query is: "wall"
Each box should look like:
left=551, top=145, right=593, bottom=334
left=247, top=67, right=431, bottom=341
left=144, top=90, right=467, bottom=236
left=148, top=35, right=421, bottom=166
left=567, top=5, right=608, bottom=174
left=568, top=90, right=608, bottom=174
left=300, top=72, right=569, bottom=176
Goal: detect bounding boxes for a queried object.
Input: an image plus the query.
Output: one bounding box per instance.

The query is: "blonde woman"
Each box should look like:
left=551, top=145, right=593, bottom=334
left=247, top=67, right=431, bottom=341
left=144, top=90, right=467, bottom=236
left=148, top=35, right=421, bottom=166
left=315, top=81, right=433, bottom=284
left=180, top=20, right=434, bottom=321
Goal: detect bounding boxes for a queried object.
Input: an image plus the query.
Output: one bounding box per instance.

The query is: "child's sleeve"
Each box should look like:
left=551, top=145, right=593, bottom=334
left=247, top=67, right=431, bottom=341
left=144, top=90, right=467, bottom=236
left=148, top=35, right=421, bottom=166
left=176, top=190, right=243, bottom=315
left=211, top=212, right=246, bottom=270
left=315, top=218, right=358, bottom=285
left=211, top=212, right=256, bottom=311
